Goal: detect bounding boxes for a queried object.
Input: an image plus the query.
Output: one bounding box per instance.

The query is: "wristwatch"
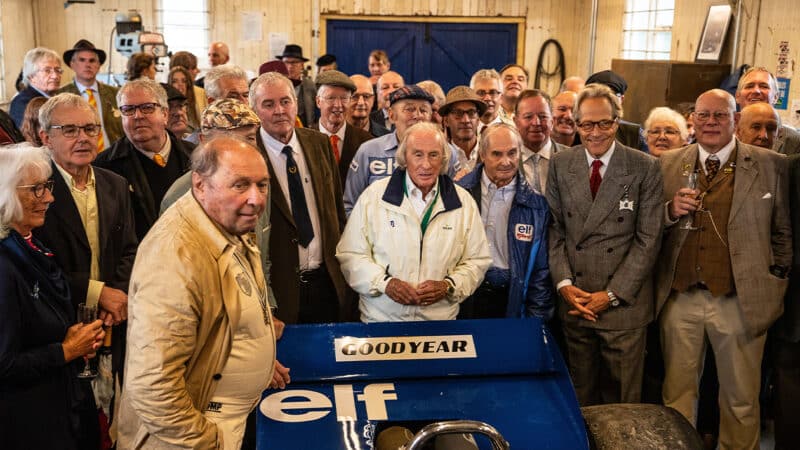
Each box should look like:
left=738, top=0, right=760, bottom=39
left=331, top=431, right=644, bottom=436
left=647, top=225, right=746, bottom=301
left=607, top=291, right=620, bottom=307
left=444, top=278, right=456, bottom=295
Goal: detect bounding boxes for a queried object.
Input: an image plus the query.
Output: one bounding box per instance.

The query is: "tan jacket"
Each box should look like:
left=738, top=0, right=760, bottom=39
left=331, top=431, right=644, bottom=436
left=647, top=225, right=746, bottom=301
left=116, top=192, right=270, bottom=449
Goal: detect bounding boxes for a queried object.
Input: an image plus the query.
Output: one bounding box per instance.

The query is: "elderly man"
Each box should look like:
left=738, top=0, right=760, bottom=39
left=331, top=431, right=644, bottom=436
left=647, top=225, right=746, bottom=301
left=470, top=69, right=513, bottom=135
left=456, top=123, right=552, bottom=319
left=735, top=66, right=800, bottom=155
left=547, top=83, right=663, bottom=406
left=441, top=86, right=486, bottom=174
left=10, top=47, right=62, bottom=127
left=165, top=84, right=191, bottom=140
left=551, top=90, right=580, bottom=147
left=94, top=79, right=195, bottom=241
left=205, top=64, right=250, bottom=104
left=515, top=89, right=567, bottom=195
left=251, top=72, right=349, bottom=324
left=560, top=76, right=585, bottom=93
left=194, top=41, right=229, bottom=88
left=344, top=85, right=459, bottom=215
left=337, top=121, right=491, bottom=322
left=59, top=39, right=124, bottom=151
left=585, top=70, right=647, bottom=151
left=348, top=74, right=387, bottom=137
left=314, top=70, right=373, bottom=187
left=276, top=44, right=316, bottom=127
left=656, top=88, right=791, bottom=450
left=736, top=102, right=780, bottom=149
left=370, top=71, right=404, bottom=131
left=33, top=93, right=138, bottom=422
left=117, top=136, right=286, bottom=450
left=498, top=64, right=529, bottom=121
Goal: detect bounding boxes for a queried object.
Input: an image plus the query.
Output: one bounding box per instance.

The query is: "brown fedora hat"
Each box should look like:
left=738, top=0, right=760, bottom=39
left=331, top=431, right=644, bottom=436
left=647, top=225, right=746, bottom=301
left=63, top=39, right=107, bottom=65
left=439, top=86, right=487, bottom=117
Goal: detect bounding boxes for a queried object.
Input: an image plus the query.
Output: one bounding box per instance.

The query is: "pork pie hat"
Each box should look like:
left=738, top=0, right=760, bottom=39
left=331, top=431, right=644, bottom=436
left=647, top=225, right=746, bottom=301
left=438, top=85, right=487, bottom=117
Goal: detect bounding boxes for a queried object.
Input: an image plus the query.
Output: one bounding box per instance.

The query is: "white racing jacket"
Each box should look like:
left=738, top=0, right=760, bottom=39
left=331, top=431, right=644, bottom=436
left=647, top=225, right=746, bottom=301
left=337, top=170, right=491, bottom=322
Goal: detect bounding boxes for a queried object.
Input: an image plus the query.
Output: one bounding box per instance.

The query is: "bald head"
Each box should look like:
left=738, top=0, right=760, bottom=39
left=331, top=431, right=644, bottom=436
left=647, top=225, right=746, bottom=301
left=736, top=102, right=780, bottom=149
left=377, top=71, right=405, bottom=110
left=208, top=42, right=230, bottom=67
left=694, top=89, right=737, bottom=153
left=560, top=76, right=585, bottom=93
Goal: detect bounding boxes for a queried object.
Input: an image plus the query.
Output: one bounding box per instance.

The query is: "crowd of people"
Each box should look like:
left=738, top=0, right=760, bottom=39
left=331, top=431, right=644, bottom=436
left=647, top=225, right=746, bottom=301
left=0, top=36, right=798, bottom=450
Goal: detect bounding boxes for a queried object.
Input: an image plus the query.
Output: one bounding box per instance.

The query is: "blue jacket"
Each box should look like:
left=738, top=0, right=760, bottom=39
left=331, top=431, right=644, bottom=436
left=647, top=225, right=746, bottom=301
left=458, top=164, right=553, bottom=319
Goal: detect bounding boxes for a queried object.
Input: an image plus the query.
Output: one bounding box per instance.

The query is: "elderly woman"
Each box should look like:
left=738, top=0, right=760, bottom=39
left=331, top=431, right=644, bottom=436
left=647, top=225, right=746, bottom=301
left=10, top=47, right=62, bottom=127
left=126, top=52, right=156, bottom=81
left=644, top=106, right=690, bottom=157
left=337, top=121, right=491, bottom=322
left=0, top=143, right=105, bottom=449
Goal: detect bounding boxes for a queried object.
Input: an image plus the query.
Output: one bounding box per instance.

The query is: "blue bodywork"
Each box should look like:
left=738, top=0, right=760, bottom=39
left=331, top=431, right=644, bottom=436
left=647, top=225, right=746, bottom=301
left=257, top=318, right=589, bottom=449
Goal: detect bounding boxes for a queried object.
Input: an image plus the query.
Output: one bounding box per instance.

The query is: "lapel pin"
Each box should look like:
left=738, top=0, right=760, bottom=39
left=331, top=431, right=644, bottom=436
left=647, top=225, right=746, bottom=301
left=619, top=199, right=634, bottom=211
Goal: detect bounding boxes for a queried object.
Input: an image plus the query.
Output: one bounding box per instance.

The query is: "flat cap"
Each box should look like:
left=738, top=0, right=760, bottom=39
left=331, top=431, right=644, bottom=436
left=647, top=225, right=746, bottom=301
left=439, top=86, right=487, bottom=117
left=201, top=98, right=260, bottom=131
left=315, top=70, right=356, bottom=92
left=389, top=85, right=434, bottom=106
left=586, top=70, right=628, bottom=95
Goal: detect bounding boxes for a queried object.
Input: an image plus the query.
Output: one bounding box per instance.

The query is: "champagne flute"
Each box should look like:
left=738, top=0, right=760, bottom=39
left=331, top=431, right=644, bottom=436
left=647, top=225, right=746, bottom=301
left=76, top=303, right=98, bottom=379
left=681, top=171, right=699, bottom=231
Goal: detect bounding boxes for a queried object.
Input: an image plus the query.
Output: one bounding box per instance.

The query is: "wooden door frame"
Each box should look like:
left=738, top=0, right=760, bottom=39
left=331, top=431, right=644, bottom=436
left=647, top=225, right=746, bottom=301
left=320, top=15, right=526, bottom=66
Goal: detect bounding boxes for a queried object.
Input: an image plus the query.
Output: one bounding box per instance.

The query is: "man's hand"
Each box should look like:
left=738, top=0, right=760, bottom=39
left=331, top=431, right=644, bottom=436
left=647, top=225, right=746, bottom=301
left=385, top=278, right=419, bottom=305
left=584, top=291, right=612, bottom=315
left=669, top=188, right=700, bottom=221
left=269, top=360, right=291, bottom=389
left=62, top=320, right=105, bottom=362
left=98, top=286, right=128, bottom=326
left=559, top=285, right=596, bottom=322
left=273, top=317, right=285, bottom=340
left=416, top=280, right=449, bottom=306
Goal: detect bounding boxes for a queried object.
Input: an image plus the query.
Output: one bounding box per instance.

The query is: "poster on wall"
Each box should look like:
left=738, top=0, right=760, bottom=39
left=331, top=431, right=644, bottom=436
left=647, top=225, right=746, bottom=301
left=695, top=4, right=733, bottom=63
left=775, top=41, right=792, bottom=111
left=776, top=78, right=791, bottom=110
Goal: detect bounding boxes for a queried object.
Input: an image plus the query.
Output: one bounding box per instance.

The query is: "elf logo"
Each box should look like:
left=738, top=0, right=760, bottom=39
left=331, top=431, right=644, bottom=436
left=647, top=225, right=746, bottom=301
left=260, top=383, right=397, bottom=423
left=368, top=157, right=397, bottom=177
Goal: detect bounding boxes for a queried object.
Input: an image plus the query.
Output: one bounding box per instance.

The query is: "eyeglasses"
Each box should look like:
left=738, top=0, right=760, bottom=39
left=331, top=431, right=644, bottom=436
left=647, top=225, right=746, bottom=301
left=17, top=180, right=55, bottom=199
left=450, top=109, right=479, bottom=119
left=352, top=93, right=374, bottom=102
left=38, top=67, right=64, bottom=75
left=475, top=89, right=501, bottom=98
left=119, top=103, right=161, bottom=116
left=647, top=127, right=681, bottom=137
left=693, top=111, right=731, bottom=122
left=576, top=119, right=617, bottom=132
left=49, top=124, right=102, bottom=138
left=401, top=105, right=432, bottom=115
left=320, top=95, right=351, bottom=105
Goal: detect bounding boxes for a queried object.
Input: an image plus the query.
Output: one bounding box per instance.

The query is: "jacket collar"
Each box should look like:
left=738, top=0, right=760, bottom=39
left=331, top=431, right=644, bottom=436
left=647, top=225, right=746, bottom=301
left=382, top=169, right=462, bottom=211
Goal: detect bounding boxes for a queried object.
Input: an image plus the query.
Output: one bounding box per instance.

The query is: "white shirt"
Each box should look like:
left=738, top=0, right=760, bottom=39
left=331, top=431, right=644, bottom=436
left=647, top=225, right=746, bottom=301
left=698, top=137, right=736, bottom=175
left=74, top=80, right=110, bottom=147
left=480, top=171, right=514, bottom=269
left=260, top=127, right=324, bottom=270
left=405, top=172, right=439, bottom=217
left=318, top=122, right=346, bottom=156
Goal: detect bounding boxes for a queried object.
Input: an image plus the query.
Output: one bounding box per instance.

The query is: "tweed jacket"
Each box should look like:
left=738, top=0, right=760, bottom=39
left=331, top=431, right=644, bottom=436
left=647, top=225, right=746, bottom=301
left=655, top=142, right=792, bottom=337
left=774, top=124, right=800, bottom=155
left=547, top=142, right=664, bottom=330
left=59, top=80, right=124, bottom=145
left=256, top=127, right=349, bottom=323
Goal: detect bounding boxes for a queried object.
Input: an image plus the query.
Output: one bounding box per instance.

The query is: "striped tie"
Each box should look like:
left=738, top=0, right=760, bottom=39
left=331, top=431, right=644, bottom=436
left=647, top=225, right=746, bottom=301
left=86, top=89, right=104, bottom=152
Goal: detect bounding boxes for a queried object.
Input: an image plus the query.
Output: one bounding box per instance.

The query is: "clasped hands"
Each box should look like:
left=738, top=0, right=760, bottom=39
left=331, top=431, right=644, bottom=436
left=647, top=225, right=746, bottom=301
left=386, top=278, right=449, bottom=307
left=558, top=285, right=612, bottom=322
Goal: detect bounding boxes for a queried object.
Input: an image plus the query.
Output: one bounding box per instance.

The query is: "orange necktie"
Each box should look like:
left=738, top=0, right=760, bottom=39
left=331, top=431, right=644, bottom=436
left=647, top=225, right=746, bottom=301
left=153, top=153, right=166, bottom=167
left=86, top=89, right=105, bottom=152
left=329, top=135, right=340, bottom=162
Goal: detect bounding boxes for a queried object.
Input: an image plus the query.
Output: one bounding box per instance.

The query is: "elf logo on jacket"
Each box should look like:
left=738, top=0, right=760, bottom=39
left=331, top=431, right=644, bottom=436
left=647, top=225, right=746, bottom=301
left=515, top=224, right=533, bottom=242
left=368, top=157, right=397, bottom=177
left=260, top=383, right=397, bottom=423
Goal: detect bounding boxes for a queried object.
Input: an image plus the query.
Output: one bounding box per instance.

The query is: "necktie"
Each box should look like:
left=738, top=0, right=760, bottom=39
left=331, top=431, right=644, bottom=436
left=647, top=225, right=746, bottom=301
left=589, top=159, right=603, bottom=199
left=329, top=135, right=341, bottom=162
left=153, top=153, right=166, bottom=167
left=705, top=154, right=720, bottom=182
left=86, top=89, right=105, bottom=152
left=531, top=153, right=542, bottom=194
left=282, top=146, right=314, bottom=247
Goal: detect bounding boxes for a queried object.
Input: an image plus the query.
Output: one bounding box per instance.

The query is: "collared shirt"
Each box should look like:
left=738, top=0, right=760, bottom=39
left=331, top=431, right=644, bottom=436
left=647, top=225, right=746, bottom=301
left=74, top=79, right=110, bottom=147
left=318, top=122, right=346, bottom=155
left=135, top=132, right=172, bottom=163
left=522, top=139, right=554, bottom=194
left=405, top=171, right=439, bottom=218
left=477, top=113, right=514, bottom=135
left=584, top=141, right=616, bottom=177
left=260, top=127, right=323, bottom=270
left=698, top=137, right=736, bottom=175
left=480, top=170, right=514, bottom=270
left=54, top=162, right=104, bottom=305
left=450, top=140, right=480, bottom=174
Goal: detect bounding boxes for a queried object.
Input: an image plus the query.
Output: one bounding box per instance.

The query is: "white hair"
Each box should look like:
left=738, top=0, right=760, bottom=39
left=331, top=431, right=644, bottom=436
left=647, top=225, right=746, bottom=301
left=0, top=144, right=52, bottom=239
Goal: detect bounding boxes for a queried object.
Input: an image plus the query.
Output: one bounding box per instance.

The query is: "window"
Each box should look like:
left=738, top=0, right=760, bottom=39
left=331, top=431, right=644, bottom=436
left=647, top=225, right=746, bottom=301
left=157, top=0, right=209, bottom=66
left=622, top=0, right=674, bottom=60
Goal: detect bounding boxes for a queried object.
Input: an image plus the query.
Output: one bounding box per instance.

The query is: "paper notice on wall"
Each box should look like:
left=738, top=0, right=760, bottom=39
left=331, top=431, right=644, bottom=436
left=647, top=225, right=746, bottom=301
left=241, top=12, right=263, bottom=42
left=269, top=33, right=288, bottom=62
left=777, top=40, right=793, bottom=79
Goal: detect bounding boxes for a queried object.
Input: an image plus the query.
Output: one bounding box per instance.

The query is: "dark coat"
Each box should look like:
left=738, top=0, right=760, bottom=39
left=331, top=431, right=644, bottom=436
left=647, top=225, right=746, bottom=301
left=775, top=154, right=800, bottom=342
left=9, top=86, right=44, bottom=127
left=256, top=127, right=349, bottom=323
left=0, top=108, right=25, bottom=143
left=616, top=120, right=647, bottom=151
left=93, top=132, right=194, bottom=241
left=369, top=109, right=392, bottom=137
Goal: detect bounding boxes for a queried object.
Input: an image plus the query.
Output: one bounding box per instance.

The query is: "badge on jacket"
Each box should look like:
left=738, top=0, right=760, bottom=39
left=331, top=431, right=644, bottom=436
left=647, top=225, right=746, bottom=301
left=619, top=199, right=634, bottom=211
left=236, top=272, right=252, bottom=296
left=515, top=224, right=533, bottom=242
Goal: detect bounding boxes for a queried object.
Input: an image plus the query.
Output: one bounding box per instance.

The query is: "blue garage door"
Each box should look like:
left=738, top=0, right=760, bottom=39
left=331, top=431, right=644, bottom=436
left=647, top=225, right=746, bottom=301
left=326, top=19, right=518, bottom=93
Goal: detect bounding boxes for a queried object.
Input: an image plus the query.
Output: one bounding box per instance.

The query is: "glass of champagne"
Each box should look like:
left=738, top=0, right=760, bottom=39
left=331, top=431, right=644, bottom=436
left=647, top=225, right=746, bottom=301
left=76, top=303, right=98, bottom=379
left=681, top=171, right=699, bottom=230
